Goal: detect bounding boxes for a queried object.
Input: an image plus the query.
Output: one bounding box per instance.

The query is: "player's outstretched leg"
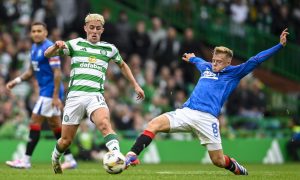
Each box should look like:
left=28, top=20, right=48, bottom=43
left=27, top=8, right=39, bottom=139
left=125, top=130, right=155, bottom=168
left=125, top=152, right=140, bottom=168
left=5, top=124, right=41, bottom=169
left=224, top=155, right=248, bottom=175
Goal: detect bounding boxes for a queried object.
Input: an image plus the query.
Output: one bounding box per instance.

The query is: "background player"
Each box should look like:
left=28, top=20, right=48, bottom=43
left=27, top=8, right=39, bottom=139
left=5, top=22, right=77, bottom=170
left=44, top=14, right=145, bottom=174
left=125, top=28, right=289, bottom=175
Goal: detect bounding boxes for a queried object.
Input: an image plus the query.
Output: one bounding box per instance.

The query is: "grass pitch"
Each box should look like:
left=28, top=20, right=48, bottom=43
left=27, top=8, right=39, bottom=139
left=0, top=162, right=299, bottom=180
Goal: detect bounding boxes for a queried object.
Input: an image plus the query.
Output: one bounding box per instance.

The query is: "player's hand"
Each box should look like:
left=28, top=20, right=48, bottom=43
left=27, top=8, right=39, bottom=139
left=52, top=96, right=63, bottom=110
left=182, top=53, right=195, bottom=62
left=55, top=40, right=66, bottom=49
left=6, top=80, right=18, bottom=90
left=280, top=28, right=289, bottom=47
left=134, top=85, right=145, bottom=101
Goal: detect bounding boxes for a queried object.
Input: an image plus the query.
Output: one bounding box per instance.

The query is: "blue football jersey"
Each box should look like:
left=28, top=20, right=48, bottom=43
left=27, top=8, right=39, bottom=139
left=31, top=39, right=64, bottom=99
left=182, top=43, right=283, bottom=117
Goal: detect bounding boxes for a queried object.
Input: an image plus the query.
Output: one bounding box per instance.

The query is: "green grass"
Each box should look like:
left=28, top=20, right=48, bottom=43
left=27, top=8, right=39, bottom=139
left=0, top=162, right=300, bottom=180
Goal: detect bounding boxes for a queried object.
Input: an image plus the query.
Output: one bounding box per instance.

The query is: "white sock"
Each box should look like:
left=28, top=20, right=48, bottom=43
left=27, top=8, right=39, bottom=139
left=52, top=146, right=63, bottom=161
left=105, top=139, right=120, bottom=152
left=64, top=154, right=75, bottom=162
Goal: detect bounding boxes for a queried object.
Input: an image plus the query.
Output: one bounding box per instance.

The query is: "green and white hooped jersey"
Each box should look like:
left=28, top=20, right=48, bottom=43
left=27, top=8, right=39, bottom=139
left=60, top=38, right=123, bottom=98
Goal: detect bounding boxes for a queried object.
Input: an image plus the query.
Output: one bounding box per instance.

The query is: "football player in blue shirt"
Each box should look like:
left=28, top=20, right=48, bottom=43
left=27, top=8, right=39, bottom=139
left=5, top=22, right=77, bottom=170
left=125, top=29, right=289, bottom=175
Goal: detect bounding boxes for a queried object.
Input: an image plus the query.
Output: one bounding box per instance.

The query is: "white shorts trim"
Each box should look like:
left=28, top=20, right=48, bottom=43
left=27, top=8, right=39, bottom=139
left=32, top=96, right=61, bottom=117
left=206, top=143, right=222, bottom=151
left=165, top=107, right=222, bottom=147
left=62, top=94, right=108, bottom=125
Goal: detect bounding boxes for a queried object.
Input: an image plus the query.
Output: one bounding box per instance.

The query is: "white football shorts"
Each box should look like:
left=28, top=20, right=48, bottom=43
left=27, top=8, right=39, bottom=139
left=32, top=96, right=61, bottom=117
left=62, top=94, right=108, bottom=125
left=165, top=107, right=222, bottom=151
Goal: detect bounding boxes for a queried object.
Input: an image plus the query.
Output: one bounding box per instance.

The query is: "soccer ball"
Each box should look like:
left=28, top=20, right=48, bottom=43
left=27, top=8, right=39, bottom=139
left=103, top=151, right=126, bottom=174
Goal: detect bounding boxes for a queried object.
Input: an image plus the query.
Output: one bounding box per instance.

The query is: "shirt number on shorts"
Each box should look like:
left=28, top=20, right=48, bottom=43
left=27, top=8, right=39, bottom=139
left=212, top=123, right=219, bottom=137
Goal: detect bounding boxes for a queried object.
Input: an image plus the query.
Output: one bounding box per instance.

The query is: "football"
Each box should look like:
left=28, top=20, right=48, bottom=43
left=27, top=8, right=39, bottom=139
left=103, top=151, right=126, bottom=174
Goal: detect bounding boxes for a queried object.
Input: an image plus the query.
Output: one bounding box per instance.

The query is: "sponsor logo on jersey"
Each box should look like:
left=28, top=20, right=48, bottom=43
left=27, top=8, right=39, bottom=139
left=88, top=56, right=97, bottom=63
left=201, top=68, right=218, bottom=80
left=79, top=62, right=104, bottom=71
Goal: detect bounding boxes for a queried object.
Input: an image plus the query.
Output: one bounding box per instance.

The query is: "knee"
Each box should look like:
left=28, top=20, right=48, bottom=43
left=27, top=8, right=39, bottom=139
left=48, top=121, right=61, bottom=129
left=147, top=120, right=159, bottom=133
left=96, top=118, right=111, bottom=134
left=146, top=115, right=170, bottom=133
left=211, top=155, right=225, bottom=168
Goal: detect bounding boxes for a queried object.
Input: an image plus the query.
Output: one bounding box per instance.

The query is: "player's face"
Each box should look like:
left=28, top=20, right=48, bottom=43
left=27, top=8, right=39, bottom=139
left=84, top=20, right=104, bottom=44
left=212, top=52, right=231, bottom=72
left=30, top=25, right=47, bottom=43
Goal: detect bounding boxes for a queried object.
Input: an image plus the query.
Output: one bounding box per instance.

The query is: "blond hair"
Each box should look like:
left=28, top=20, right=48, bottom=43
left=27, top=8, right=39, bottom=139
left=85, top=13, right=105, bottom=26
left=213, top=46, right=233, bottom=58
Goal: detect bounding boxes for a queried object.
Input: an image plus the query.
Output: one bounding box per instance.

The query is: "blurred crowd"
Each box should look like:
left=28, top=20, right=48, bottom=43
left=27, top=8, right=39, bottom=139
left=148, top=0, right=300, bottom=43
left=205, top=0, right=300, bottom=42
left=0, top=0, right=296, bottom=159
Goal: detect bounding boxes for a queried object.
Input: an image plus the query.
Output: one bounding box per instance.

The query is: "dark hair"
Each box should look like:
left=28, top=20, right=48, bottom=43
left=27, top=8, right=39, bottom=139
left=31, top=22, right=47, bottom=30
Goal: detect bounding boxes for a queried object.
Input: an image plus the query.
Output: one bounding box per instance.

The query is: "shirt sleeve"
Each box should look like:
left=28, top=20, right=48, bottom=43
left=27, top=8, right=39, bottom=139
left=111, top=46, right=123, bottom=64
left=58, top=41, right=72, bottom=56
left=189, top=57, right=206, bottom=64
left=189, top=57, right=207, bottom=71
left=48, top=56, right=61, bottom=68
left=234, top=43, right=283, bottom=78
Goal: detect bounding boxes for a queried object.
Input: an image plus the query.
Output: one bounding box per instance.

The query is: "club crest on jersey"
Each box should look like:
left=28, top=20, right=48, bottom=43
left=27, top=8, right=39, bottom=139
left=201, top=69, right=218, bottom=80
left=100, top=49, right=107, bottom=55
left=88, top=56, right=97, bottom=63
left=64, top=115, right=69, bottom=122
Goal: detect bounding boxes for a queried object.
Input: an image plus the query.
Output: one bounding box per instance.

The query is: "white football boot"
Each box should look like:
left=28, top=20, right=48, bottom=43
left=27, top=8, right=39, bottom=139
left=6, top=159, right=31, bottom=169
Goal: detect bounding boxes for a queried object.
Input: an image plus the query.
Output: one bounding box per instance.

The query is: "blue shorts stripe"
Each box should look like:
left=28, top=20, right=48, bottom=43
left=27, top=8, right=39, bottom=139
left=37, top=99, right=44, bottom=115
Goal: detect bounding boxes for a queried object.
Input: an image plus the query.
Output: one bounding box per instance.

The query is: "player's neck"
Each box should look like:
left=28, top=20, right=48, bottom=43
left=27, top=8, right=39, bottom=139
left=86, top=37, right=101, bottom=44
left=35, top=39, right=46, bottom=45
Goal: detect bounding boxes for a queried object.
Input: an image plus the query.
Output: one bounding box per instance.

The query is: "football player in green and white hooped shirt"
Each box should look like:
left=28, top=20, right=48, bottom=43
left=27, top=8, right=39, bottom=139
left=45, top=13, right=145, bottom=174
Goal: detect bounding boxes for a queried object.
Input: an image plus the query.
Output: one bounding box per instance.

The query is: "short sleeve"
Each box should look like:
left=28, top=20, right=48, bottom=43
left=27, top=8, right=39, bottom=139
left=111, top=46, right=123, bottom=64
left=58, top=41, right=73, bottom=56
left=48, top=56, right=61, bottom=68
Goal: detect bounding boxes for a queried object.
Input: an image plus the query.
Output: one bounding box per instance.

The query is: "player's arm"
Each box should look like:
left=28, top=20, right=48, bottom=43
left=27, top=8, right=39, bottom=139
left=6, top=65, right=34, bottom=90
left=44, top=40, right=67, bottom=58
left=182, top=53, right=206, bottom=71
left=117, top=61, right=145, bottom=100
left=252, top=28, right=288, bottom=63
left=235, top=28, right=288, bottom=77
left=182, top=53, right=206, bottom=63
left=52, top=67, right=63, bottom=109
left=49, top=54, right=64, bottom=108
